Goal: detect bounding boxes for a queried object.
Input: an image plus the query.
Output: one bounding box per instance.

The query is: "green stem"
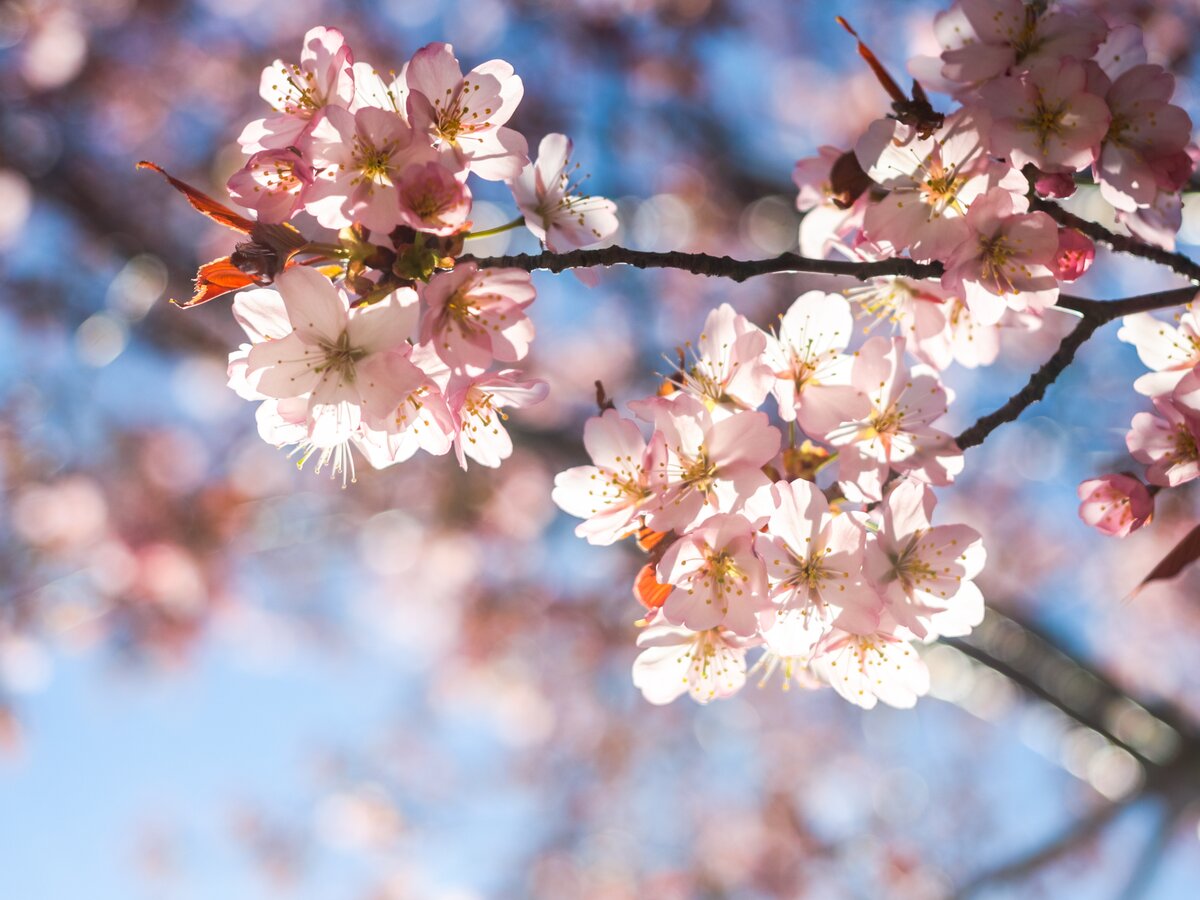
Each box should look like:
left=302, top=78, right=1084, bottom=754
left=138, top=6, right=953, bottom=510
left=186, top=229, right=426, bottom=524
left=300, top=241, right=351, bottom=259
left=464, top=217, right=525, bottom=240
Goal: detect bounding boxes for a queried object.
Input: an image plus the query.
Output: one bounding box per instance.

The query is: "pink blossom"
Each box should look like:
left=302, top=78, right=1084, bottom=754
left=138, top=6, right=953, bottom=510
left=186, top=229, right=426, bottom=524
left=941, top=188, right=1060, bottom=325
left=752, top=479, right=882, bottom=634
left=304, top=105, right=440, bottom=234
left=810, top=626, right=930, bottom=710
left=1127, top=397, right=1200, bottom=487
left=396, top=162, right=472, bottom=236
left=1117, top=306, right=1200, bottom=396
left=355, top=347, right=457, bottom=466
left=793, top=146, right=845, bottom=212
left=447, top=370, right=548, bottom=469
left=937, top=0, right=1108, bottom=87
left=656, top=514, right=767, bottom=636
left=419, top=264, right=535, bottom=373
left=1033, top=171, right=1076, bottom=199
left=863, top=478, right=986, bottom=641
left=1054, top=228, right=1095, bottom=283
left=226, top=148, right=314, bottom=224
left=977, top=59, right=1110, bottom=174
left=763, top=291, right=869, bottom=435
left=629, top=393, right=781, bottom=533
left=750, top=609, right=827, bottom=690
left=403, top=42, right=528, bottom=181
left=632, top=621, right=749, bottom=705
left=854, top=278, right=1001, bottom=371
left=1078, top=474, right=1154, bottom=537
left=511, top=134, right=618, bottom=253
left=241, top=268, right=418, bottom=447
left=855, top=112, right=1012, bottom=261
left=239, top=27, right=356, bottom=153
left=675, top=303, right=774, bottom=415
left=1118, top=188, right=1184, bottom=250
left=551, top=410, right=661, bottom=546
left=825, top=337, right=962, bottom=503
left=1095, top=65, right=1193, bottom=212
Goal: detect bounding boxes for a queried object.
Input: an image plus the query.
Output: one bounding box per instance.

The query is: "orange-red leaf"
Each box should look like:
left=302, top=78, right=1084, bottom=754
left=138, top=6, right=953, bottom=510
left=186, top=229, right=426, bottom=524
left=175, top=256, right=255, bottom=308
left=138, top=160, right=254, bottom=234
left=634, top=563, right=671, bottom=611
left=1129, top=522, right=1200, bottom=598
left=836, top=16, right=906, bottom=104
left=636, top=526, right=669, bottom=553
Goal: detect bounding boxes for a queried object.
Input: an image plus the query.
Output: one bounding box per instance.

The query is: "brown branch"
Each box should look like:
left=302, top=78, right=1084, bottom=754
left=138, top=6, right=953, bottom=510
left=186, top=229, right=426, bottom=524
left=954, top=315, right=1100, bottom=450
left=462, top=247, right=942, bottom=282
left=1031, top=196, right=1200, bottom=284
left=956, top=286, right=1198, bottom=450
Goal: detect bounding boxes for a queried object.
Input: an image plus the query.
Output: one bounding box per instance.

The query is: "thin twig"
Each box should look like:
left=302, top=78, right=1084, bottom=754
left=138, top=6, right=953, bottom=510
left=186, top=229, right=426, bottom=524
left=1031, top=197, right=1200, bottom=284
left=463, top=247, right=942, bottom=282
left=954, top=316, right=1101, bottom=450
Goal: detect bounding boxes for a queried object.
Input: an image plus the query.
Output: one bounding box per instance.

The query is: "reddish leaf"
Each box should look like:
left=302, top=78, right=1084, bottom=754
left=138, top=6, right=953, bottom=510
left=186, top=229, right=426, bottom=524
left=176, top=256, right=255, bottom=308
left=633, top=563, right=671, bottom=611
left=138, top=160, right=254, bottom=234
left=836, top=16, right=906, bottom=104
left=636, top=525, right=669, bottom=554
left=1129, top=522, right=1200, bottom=597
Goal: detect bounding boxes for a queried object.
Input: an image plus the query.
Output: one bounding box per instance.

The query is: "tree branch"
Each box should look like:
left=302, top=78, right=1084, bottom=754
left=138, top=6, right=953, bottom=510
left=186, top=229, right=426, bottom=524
left=1031, top=196, right=1200, bottom=284
left=463, top=247, right=942, bottom=282
left=954, top=315, right=1100, bottom=450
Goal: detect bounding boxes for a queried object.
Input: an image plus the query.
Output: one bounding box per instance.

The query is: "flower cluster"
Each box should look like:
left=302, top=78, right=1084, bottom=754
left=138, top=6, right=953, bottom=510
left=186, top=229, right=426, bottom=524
left=800, top=0, right=1191, bottom=336
left=157, top=27, right=618, bottom=480
left=553, top=298, right=986, bottom=709
left=1079, top=304, right=1200, bottom=535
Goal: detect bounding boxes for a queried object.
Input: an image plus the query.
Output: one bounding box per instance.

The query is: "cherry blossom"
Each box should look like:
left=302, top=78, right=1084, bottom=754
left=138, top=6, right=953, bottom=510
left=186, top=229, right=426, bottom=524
left=226, top=148, right=313, bottom=224
left=419, top=263, right=535, bottom=373
left=629, top=393, right=780, bottom=533
left=511, top=134, right=618, bottom=252
left=403, top=42, right=528, bottom=181
left=632, top=620, right=750, bottom=705
left=239, top=26, right=356, bottom=153
left=940, top=188, right=1060, bottom=324
left=240, top=268, right=419, bottom=447
left=675, top=303, right=774, bottom=415
left=395, top=162, right=472, bottom=236
left=656, top=514, right=768, bottom=636
left=1094, top=65, right=1193, bottom=212
left=977, top=59, right=1110, bottom=174
left=551, top=409, right=660, bottom=546
left=810, top=626, right=930, bottom=710
left=935, top=0, right=1108, bottom=88
left=1078, top=474, right=1154, bottom=537
left=824, top=336, right=962, bottom=502
left=1118, top=306, right=1200, bottom=397
left=752, top=479, right=881, bottom=633
left=304, top=105, right=441, bottom=233
left=1127, top=397, right=1200, bottom=488
left=448, top=370, right=548, bottom=469
left=855, top=112, right=1013, bottom=261
left=764, top=291, right=870, bottom=436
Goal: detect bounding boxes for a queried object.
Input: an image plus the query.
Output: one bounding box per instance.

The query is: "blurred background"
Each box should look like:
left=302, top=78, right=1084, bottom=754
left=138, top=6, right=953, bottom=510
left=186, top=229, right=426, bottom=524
left=4, top=0, right=1200, bottom=897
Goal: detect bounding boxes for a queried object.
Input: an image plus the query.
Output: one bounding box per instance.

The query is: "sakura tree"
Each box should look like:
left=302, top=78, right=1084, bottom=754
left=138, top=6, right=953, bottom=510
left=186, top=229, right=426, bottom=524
left=7, top=0, right=1200, bottom=896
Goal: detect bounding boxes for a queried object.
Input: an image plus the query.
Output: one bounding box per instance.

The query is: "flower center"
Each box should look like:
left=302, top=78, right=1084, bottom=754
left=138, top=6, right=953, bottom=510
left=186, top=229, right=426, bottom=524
left=315, top=331, right=366, bottom=382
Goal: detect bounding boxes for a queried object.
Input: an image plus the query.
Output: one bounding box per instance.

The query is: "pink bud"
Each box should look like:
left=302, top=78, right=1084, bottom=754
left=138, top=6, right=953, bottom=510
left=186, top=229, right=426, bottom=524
left=1078, top=474, right=1154, bottom=537
left=1055, top=228, right=1095, bottom=282
left=1034, top=171, right=1077, bottom=199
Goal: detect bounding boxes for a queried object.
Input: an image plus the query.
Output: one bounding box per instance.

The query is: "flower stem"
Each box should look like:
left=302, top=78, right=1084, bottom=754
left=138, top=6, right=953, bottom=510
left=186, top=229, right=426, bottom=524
left=464, top=217, right=526, bottom=240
